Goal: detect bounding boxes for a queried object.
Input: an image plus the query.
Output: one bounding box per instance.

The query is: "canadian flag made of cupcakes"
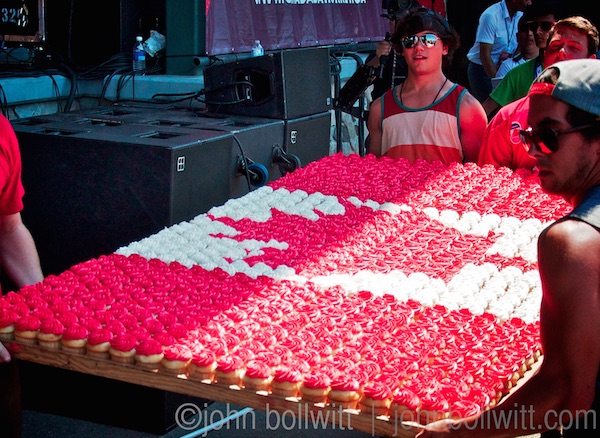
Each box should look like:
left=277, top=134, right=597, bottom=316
left=0, top=154, right=572, bottom=423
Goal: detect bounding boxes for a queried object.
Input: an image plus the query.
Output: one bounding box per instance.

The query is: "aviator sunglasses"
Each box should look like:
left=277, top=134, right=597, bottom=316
left=401, top=33, right=439, bottom=49
left=519, top=124, right=598, bottom=154
left=524, top=21, right=554, bottom=32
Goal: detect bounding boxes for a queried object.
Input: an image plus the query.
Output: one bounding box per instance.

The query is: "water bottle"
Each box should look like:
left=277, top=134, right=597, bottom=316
left=132, top=35, right=146, bottom=72
left=251, top=40, right=264, bottom=57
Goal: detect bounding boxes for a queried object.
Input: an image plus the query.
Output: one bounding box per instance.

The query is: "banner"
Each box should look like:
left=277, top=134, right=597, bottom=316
left=205, top=0, right=389, bottom=55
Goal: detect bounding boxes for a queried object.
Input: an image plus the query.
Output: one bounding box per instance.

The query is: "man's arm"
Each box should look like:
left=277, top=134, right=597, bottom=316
left=535, top=220, right=600, bottom=413
left=366, top=40, right=392, bottom=69
left=479, top=43, right=497, bottom=79
left=482, top=97, right=500, bottom=120
left=0, top=212, right=43, bottom=288
left=458, top=92, right=487, bottom=163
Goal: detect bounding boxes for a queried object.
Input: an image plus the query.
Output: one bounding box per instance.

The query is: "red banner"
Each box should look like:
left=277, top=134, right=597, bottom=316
left=206, top=0, right=389, bottom=55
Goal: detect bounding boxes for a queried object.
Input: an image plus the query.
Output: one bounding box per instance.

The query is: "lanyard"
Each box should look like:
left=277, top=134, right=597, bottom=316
left=504, top=14, right=519, bottom=53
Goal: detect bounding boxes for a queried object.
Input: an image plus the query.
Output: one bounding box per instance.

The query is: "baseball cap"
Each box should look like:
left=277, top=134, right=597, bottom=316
left=528, top=59, right=600, bottom=116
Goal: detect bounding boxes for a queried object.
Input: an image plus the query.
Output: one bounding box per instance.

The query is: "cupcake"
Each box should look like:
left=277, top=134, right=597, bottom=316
left=359, top=381, right=393, bottom=417
left=60, top=323, right=89, bottom=354
left=389, top=388, right=421, bottom=423
left=14, top=314, right=41, bottom=345
left=271, top=366, right=303, bottom=398
left=0, top=309, right=19, bottom=341
left=135, top=338, right=164, bottom=369
left=37, top=318, right=65, bottom=350
left=299, top=370, right=331, bottom=404
left=109, top=333, right=138, bottom=364
left=86, top=328, right=113, bottom=359
left=188, top=349, right=217, bottom=382
left=160, top=345, right=192, bottom=374
left=242, top=359, right=273, bottom=392
left=214, top=355, right=244, bottom=386
left=418, top=394, right=449, bottom=424
left=327, top=375, right=362, bottom=409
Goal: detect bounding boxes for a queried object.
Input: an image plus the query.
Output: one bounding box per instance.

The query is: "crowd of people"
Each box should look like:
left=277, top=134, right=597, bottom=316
left=365, top=4, right=600, bottom=437
left=1, top=1, right=599, bottom=438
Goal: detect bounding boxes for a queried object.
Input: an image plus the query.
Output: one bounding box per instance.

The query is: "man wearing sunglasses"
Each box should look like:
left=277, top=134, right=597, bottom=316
left=367, top=7, right=487, bottom=164
left=483, top=1, right=564, bottom=119
left=418, top=58, right=600, bottom=438
left=494, top=14, right=540, bottom=80
left=478, top=16, right=599, bottom=171
left=466, top=0, right=531, bottom=103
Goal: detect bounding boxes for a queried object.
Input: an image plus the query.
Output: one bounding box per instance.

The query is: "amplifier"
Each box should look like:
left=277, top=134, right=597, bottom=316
left=203, top=47, right=332, bottom=119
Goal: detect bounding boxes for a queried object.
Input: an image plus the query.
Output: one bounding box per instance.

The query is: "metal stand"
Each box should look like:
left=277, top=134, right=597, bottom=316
left=331, top=52, right=376, bottom=157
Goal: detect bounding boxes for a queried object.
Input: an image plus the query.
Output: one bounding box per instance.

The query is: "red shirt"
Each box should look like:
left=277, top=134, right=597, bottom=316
left=477, top=96, right=537, bottom=171
left=0, top=114, right=25, bottom=215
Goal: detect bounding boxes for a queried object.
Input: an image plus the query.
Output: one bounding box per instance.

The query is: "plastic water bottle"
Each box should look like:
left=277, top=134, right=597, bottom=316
left=132, top=35, right=146, bottom=72
left=251, top=40, right=264, bottom=57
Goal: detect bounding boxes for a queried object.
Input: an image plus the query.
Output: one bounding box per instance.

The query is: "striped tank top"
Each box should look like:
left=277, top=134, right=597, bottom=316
left=380, top=83, right=468, bottom=164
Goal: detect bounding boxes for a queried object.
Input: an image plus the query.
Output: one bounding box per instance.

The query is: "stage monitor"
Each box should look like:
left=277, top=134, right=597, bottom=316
left=203, top=47, right=332, bottom=120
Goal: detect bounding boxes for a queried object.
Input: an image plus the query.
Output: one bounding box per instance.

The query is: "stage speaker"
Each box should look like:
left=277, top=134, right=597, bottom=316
left=60, top=105, right=288, bottom=198
left=178, top=113, right=286, bottom=198
left=284, top=111, right=332, bottom=167
left=203, top=47, right=332, bottom=119
left=14, top=116, right=234, bottom=276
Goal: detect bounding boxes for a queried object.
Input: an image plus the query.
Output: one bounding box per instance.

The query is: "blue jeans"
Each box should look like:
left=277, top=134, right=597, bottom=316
left=467, top=61, right=492, bottom=103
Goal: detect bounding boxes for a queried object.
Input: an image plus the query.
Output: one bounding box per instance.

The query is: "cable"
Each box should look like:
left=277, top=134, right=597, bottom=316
left=233, top=134, right=254, bottom=192
left=0, top=84, right=8, bottom=117
left=184, top=126, right=255, bottom=193
left=329, top=52, right=342, bottom=77
left=56, top=61, right=77, bottom=112
left=179, top=407, right=254, bottom=438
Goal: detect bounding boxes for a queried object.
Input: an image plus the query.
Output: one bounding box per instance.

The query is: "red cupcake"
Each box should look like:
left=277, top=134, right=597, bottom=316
left=134, top=337, right=164, bottom=369
left=14, top=314, right=41, bottom=345
left=37, top=318, right=65, bottom=349
left=109, top=333, right=138, bottom=364
left=188, top=348, right=217, bottom=382
left=299, top=370, right=331, bottom=404
left=0, top=309, right=19, bottom=341
left=61, top=323, right=89, bottom=354
left=86, top=327, right=113, bottom=359
left=271, top=366, right=304, bottom=398
left=359, top=381, right=393, bottom=417
left=214, top=355, right=244, bottom=386
left=161, top=344, right=192, bottom=374
left=328, top=374, right=362, bottom=409
left=242, top=359, right=273, bottom=392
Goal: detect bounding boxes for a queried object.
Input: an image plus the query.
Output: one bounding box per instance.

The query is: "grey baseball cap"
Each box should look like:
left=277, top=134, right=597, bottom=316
left=528, top=58, right=600, bottom=116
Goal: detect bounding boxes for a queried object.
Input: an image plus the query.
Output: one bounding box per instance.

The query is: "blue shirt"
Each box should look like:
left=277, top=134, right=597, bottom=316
left=467, top=1, right=522, bottom=66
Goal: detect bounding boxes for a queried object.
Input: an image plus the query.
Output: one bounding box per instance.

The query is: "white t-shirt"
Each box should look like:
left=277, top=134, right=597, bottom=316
left=494, top=54, right=530, bottom=79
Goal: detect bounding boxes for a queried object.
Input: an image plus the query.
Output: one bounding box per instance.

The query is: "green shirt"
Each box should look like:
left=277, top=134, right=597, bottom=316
left=489, top=57, right=542, bottom=107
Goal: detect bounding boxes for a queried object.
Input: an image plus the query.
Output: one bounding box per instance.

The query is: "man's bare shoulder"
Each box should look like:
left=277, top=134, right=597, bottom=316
left=540, top=218, right=600, bottom=258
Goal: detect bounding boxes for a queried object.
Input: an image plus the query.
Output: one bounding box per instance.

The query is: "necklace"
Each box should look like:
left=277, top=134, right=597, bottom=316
left=400, top=77, right=448, bottom=106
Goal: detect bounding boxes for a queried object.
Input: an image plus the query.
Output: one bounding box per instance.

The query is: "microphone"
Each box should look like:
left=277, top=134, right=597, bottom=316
left=377, top=32, right=392, bottom=79
left=378, top=55, right=388, bottom=79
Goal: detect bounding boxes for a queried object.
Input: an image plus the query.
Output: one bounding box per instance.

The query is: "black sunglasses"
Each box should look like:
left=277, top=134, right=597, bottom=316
left=401, top=33, right=439, bottom=49
left=524, top=21, right=554, bottom=33
left=519, top=124, right=598, bottom=154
